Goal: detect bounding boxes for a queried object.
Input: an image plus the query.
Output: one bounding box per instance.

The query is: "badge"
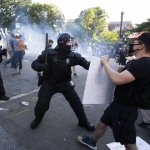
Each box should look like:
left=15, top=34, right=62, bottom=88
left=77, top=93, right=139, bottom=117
left=66, top=58, right=70, bottom=64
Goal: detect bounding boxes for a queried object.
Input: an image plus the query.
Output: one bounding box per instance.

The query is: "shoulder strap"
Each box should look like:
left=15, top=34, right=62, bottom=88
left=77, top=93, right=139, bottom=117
left=48, top=49, right=57, bottom=55
left=42, top=49, right=57, bottom=55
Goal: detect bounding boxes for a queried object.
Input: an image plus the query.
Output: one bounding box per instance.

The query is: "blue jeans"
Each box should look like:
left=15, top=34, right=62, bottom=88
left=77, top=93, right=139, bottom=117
left=12, top=51, right=23, bottom=69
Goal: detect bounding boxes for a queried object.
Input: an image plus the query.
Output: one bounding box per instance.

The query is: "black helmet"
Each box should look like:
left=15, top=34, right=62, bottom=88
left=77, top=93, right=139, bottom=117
left=57, top=32, right=74, bottom=52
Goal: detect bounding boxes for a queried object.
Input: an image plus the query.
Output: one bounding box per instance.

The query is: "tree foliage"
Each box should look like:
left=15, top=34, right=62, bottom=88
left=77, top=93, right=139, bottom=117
left=28, top=3, right=65, bottom=31
left=66, top=7, right=118, bottom=44
left=76, top=7, right=108, bottom=41
left=134, top=19, right=150, bottom=32
left=0, top=0, right=16, bottom=28
left=0, top=0, right=65, bottom=32
left=101, top=30, right=119, bottom=42
left=0, top=0, right=32, bottom=28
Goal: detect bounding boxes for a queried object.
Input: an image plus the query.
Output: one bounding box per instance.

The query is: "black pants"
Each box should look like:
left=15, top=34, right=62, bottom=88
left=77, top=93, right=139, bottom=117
left=0, top=72, right=5, bottom=96
left=101, top=102, right=138, bottom=144
left=34, top=81, right=88, bottom=124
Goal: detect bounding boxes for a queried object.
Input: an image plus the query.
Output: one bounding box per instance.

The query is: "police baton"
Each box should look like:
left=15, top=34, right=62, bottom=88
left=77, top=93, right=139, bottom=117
left=45, top=33, right=48, bottom=64
left=37, top=33, right=48, bottom=86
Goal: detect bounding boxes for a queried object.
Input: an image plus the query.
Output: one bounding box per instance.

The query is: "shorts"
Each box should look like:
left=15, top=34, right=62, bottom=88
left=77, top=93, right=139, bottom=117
left=101, top=102, right=138, bottom=144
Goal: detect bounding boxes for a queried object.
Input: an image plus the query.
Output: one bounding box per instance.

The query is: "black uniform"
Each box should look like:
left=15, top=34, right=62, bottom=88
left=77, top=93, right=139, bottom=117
left=31, top=45, right=95, bottom=131
left=0, top=47, right=9, bottom=101
left=0, top=72, right=5, bottom=96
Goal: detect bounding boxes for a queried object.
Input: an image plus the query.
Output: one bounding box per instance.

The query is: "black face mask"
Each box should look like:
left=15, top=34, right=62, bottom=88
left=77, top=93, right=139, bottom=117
left=128, top=43, right=143, bottom=55
left=63, top=45, right=72, bottom=54
left=128, top=44, right=134, bottom=54
left=61, top=45, right=72, bottom=53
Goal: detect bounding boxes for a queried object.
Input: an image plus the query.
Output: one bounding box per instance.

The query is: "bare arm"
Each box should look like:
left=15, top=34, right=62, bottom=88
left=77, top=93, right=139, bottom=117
left=117, top=65, right=124, bottom=72
left=101, top=55, right=135, bottom=85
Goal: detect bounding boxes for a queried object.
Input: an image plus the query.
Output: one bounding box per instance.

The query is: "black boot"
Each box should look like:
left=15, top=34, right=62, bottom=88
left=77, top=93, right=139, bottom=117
left=0, top=95, right=9, bottom=101
left=30, top=118, right=42, bottom=129
left=78, top=122, right=95, bottom=131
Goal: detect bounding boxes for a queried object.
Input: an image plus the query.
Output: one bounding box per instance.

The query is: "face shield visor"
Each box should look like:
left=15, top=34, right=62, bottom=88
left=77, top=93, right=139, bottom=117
left=63, top=37, right=74, bottom=52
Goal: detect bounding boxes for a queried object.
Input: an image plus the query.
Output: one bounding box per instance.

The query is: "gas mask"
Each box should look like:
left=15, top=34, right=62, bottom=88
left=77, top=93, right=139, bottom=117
left=64, top=38, right=74, bottom=51
left=57, top=33, right=74, bottom=53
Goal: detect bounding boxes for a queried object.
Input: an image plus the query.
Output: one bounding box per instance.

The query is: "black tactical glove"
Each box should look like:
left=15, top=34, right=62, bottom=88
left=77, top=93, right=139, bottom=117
left=0, top=48, right=7, bottom=57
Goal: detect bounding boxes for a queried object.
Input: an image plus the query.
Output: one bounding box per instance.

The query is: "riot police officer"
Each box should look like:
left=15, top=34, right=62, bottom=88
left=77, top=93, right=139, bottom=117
left=30, top=32, right=95, bottom=131
left=0, top=35, right=9, bottom=101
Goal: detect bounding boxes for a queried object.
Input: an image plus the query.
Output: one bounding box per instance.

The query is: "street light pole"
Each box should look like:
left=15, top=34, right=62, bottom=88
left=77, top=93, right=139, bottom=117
left=119, top=11, right=124, bottom=38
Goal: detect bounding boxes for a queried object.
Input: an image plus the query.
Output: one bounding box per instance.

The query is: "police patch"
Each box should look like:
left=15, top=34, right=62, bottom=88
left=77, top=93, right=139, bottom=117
left=66, top=58, right=70, bottom=64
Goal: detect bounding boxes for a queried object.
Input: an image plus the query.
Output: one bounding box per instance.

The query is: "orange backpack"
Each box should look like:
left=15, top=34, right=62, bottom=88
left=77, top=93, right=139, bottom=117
left=17, top=39, right=25, bottom=51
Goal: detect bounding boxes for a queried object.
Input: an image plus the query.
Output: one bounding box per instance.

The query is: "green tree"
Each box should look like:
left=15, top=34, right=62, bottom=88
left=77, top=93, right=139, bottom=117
left=28, top=3, right=65, bottom=31
left=0, top=1, right=64, bottom=32
left=0, top=0, right=32, bottom=28
left=0, top=0, right=16, bottom=28
left=101, top=30, right=119, bottom=42
left=134, top=19, right=150, bottom=32
left=77, top=7, right=108, bottom=41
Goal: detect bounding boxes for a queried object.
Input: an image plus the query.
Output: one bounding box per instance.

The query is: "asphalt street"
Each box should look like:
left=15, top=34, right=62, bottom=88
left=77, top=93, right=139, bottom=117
left=0, top=52, right=149, bottom=150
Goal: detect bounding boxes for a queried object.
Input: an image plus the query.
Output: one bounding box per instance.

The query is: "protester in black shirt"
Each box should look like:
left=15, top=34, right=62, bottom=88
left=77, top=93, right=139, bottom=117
left=77, top=32, right=150, bottom=150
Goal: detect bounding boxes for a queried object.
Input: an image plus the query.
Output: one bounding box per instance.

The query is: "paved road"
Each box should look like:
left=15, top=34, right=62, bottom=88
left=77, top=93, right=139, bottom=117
left=0, top=52, right=149, bottom=150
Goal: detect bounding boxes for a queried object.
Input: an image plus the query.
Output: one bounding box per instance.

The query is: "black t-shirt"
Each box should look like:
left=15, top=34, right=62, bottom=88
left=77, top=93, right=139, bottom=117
left=114, top=57, right=150, bottom=105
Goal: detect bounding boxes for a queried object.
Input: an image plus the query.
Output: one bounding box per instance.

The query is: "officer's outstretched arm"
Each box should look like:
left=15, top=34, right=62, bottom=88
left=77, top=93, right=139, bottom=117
left=75, top=53, right=90, bottom=70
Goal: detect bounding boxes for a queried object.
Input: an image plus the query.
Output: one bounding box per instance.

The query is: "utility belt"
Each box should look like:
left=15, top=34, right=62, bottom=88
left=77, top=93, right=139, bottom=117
left=49, top=80, right=75, bottom=90
left=38, top=73, right=75, bottom=90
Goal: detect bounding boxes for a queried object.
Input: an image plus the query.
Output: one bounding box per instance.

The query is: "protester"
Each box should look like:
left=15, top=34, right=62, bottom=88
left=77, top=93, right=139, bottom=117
left=3, top=33, right=15, bottom=68
left=12, top=34, right=25, bottom=74
left=47, top=39, right=54, bottom=49
left=77, top=32, right=150, bottom=150
left=30, top=32, right=95, bottom=131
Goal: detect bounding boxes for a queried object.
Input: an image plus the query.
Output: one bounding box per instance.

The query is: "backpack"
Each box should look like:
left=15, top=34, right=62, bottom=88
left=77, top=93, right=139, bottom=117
left=17, top=39, right=25, bottom=51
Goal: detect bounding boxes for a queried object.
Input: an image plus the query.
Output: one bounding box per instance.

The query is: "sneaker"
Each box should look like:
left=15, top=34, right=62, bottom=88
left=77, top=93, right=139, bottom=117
left=30, top=118, right=42, bottom=129
left=17, top=69, right=21, bottom=74
left=138, top=121, right=150, bottom=127
left=12, top=69, right=18, bottom=75
left=78, top=136, right=97, bottom=150
left=0, top=95, right=9, bottom=101
left=78, top=122, right=95, bottom=131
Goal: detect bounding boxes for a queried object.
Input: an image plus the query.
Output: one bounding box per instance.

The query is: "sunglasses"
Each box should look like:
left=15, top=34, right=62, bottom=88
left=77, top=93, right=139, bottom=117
left=131, top=39, right=143, bottom=45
